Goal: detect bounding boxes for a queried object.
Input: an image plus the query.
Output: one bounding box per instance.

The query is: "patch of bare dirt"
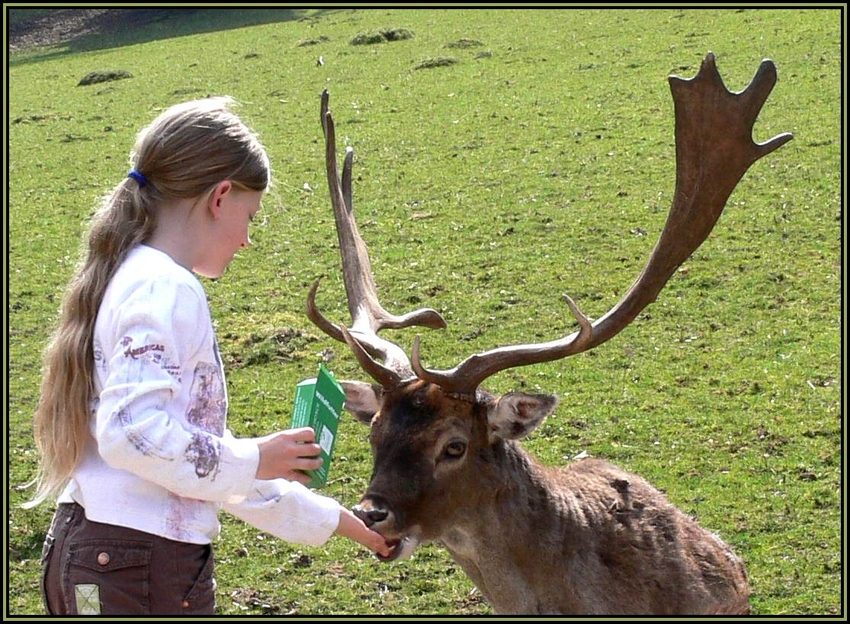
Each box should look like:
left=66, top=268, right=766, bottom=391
left=8, top=9, right=172, bottom=52
left=9, top=9, right=111, bottom=51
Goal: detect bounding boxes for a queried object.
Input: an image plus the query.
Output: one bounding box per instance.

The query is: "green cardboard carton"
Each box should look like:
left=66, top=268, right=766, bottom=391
left=291, top=364, right=345, bottom=488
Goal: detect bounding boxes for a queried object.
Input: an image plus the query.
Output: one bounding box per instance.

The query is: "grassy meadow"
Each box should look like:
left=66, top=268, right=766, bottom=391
left=6, top=8, right=841, bottom=616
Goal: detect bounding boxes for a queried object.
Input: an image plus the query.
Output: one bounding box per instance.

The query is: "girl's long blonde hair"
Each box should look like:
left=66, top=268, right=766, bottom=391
left=26, top=97, right=270, bottom=507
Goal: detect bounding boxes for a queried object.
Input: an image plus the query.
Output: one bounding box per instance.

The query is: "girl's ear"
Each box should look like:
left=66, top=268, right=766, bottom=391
left=207, top=180, right=233, bottom=219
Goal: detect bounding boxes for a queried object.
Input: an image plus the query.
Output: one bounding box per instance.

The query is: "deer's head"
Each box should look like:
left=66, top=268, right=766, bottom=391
left=307, top=54, right=791, bottom=561
left=338, top=377, right=557, bottom=560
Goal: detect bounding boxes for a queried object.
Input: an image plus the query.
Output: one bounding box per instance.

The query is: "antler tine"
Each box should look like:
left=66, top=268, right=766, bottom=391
left=340, top=326, right=402, bottom=389
left=413, top=52, right=792, bottom=395
left=342, top=145, right=354, bottom=217
left=308, top=90, right=448, bottom=386
left=306, top=278, right=345, bottom=343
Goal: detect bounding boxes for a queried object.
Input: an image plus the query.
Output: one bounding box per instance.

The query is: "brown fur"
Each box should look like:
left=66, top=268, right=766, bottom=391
left=350, top=381, right=749, bottom=615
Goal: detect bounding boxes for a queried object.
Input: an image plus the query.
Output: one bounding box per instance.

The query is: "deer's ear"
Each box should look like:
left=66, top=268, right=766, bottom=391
left=341, top=381, right=383, bottom=424
left=486, top=392, right=558, bottom=441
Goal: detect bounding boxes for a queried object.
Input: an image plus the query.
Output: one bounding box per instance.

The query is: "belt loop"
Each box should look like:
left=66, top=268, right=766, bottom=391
left=70, top=501, right=82, bottom=523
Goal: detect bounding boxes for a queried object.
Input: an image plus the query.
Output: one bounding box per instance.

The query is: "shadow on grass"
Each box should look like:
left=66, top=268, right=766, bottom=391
left=9, top=8, right=335, bottom=66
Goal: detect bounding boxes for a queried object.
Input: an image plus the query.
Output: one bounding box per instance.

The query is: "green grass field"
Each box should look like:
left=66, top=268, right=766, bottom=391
left=7, top=7, right=841, bottom=616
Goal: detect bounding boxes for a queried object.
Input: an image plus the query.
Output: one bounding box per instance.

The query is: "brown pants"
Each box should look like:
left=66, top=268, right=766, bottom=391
left=41, top=503, right=215, bottom=615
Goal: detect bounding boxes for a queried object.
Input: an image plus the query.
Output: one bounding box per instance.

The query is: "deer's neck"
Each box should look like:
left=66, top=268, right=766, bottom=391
left=439, top=440, right=581, bottom=612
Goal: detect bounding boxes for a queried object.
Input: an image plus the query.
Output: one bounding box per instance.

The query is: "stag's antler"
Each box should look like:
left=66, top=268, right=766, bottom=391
left=309, top=54, right=792, bottom=395
left=307, top=91, right=447, bottom=387
left=410, top=53, right=792, bottom=394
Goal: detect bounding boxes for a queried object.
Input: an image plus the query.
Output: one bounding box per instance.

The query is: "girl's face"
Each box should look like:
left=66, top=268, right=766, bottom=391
left=196, top=186, right=263, bottom=278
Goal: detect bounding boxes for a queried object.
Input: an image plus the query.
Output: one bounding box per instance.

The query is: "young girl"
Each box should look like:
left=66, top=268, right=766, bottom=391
left=27, top=97, right=391, bottom=615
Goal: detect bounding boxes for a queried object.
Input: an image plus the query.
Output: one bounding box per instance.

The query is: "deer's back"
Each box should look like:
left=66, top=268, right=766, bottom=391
left=527, top=458, right=749, bottom=614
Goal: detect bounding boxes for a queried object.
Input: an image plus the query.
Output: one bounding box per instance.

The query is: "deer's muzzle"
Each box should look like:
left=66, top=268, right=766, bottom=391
left=352, top=499, right=421, bottom=562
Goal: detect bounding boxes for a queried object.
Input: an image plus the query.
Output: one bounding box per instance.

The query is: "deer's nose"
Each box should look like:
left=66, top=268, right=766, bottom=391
left=352, top=500, right=390, bottom=527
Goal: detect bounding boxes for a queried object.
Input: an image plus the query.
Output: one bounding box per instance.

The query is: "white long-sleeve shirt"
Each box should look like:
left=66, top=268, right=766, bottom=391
left=59, top=244, right=341, bottom=545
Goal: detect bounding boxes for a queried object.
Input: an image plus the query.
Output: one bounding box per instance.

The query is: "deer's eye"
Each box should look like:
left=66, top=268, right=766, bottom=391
left=443, top=440, right=467, bottom=459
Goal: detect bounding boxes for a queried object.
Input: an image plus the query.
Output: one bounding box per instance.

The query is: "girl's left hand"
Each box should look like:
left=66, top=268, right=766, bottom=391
left=254, top=427, right=323, bottom=483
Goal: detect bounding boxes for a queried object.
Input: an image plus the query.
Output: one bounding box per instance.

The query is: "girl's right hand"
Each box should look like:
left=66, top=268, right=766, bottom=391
left=335, top=508, right=394, bottom=558
left=255, top=427, right=323, bottom=484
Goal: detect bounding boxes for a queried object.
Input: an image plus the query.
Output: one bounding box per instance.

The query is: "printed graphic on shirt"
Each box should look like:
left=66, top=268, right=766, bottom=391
left=185, top=432, right=221, bottom=479
left=121, top=336, right=165, bottom=360
left=165, top=492, right=202, bottom=541
left=118, top=408, right=154, bottom=456
left=93, top=339, right=107, bottom=373
left=118, top=336, right=181, bottom=379
left=185, top=362, right=226, bottom=436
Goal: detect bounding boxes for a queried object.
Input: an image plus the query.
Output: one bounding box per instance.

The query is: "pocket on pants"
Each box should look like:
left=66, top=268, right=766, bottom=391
left=181, top=545, right=215, bottom=614
left=64, top=539, right=152, bottom=615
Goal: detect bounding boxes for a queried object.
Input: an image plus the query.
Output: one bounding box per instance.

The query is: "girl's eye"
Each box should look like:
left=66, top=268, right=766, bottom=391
left=444, top=440, right=467, bottom=458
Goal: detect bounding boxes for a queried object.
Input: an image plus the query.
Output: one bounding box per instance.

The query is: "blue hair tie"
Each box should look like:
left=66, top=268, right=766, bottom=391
left=128, top=169, right=148, bottom=188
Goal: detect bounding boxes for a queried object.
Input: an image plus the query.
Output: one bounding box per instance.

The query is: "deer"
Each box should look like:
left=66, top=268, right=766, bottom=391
left=304, top=53, right=792, bottom=615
